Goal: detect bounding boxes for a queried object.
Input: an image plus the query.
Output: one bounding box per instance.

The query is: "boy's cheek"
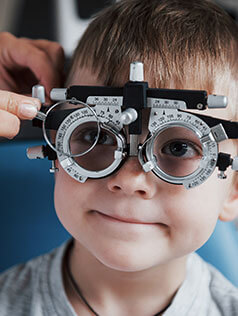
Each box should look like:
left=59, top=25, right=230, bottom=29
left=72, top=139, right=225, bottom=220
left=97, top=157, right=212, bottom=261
left=52, top=165, right=224, bottom=260
left=168, top=174, right=228, bottom=225
left=53, top=163, right=104, bottom=214
left=53, top=155, right=230, bottom=232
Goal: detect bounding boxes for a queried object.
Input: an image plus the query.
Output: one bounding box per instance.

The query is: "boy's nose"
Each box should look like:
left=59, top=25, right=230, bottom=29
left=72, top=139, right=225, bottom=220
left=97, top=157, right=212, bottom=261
left=106, top=157, right=157, bottom=199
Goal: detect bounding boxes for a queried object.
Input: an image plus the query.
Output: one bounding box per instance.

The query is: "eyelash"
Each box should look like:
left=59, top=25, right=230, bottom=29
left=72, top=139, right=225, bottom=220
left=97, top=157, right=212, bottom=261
left=160, top=140, right=202, bottom=158
left=72, top=129, right=116, bottom=146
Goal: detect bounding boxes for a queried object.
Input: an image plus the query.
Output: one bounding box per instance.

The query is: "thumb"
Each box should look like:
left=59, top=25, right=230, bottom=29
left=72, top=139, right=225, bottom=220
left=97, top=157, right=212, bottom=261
left=0, top=90, right=41, bottom=119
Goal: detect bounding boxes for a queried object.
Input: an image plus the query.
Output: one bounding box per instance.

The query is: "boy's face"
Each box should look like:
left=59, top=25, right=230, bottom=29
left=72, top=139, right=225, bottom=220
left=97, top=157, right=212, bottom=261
left=54, top=68, right=238, bottom=272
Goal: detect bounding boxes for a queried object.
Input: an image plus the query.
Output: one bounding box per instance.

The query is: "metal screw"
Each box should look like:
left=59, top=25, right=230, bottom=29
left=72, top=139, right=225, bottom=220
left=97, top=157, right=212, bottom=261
left=49, top=161, right=59, bottom=173
left=196, top=103, right=203, bottom=110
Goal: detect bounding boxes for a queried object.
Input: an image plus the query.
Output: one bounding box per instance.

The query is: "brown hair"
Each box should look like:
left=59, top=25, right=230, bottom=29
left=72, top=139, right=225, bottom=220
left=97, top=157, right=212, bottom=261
left=67, top=0, right=238, bottom=191
left=68, top=0, right=238, bottom=116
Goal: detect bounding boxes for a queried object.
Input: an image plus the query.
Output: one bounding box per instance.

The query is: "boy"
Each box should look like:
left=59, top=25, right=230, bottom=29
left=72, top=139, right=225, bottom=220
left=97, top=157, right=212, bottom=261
left=1, top=0, right=238, bottom=315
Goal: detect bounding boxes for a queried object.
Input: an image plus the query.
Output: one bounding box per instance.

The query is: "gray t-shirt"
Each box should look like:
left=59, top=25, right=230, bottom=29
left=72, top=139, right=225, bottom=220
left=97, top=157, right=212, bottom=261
left=0, top=240, right=238, bottom=316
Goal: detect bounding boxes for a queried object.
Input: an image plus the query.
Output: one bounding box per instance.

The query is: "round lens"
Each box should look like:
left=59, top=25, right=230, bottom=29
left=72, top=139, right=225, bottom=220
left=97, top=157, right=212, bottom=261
left=153, top=126, right=203, bottom=177
left=44, top=100, right=100, bottom=157
left=69, top=122, right=100, bottom=156
left=71, top=125, right=118, bottom=171
left=45, top=100, right=84, bottom=145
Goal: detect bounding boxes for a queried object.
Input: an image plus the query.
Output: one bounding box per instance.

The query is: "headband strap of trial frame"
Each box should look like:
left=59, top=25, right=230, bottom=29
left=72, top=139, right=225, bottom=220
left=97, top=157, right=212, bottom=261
left=186, top=111, right=238, bottom=139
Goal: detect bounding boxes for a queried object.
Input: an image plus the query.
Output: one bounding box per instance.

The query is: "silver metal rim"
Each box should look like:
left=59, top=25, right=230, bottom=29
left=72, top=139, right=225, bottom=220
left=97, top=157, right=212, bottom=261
left=57, top=124, right=126, bottom=180
left=145, top=119, right=218, bottom=187
left=42, top=99, right=101, bottom=158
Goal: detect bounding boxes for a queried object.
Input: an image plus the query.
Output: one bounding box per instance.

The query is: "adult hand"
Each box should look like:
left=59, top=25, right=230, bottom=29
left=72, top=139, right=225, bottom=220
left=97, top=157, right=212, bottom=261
left=0, top=90, right=41, bottom=139
left=0, top=32, right=65, bottom=102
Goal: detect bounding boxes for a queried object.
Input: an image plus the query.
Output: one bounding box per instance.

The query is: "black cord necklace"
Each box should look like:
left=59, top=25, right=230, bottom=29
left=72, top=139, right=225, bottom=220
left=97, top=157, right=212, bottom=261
left=65, top=254, right=171, bottom=316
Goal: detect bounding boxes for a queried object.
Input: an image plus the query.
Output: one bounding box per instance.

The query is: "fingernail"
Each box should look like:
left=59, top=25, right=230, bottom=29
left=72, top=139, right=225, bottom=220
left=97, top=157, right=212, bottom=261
left=19, top=103, right=38, bottom=118
left=32, top=99, right=41, bottom=110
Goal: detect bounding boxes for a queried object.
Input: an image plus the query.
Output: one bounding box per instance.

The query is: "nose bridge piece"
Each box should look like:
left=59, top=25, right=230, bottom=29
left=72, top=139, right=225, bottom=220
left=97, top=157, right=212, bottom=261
left=129, top=135, right=139, bottom=156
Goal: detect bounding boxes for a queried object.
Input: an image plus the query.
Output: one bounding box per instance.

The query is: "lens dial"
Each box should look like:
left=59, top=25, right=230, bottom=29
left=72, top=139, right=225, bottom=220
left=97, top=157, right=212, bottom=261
left=144, top=108, right=218, bottom=189
left=55, top=101, right=126, bottom=182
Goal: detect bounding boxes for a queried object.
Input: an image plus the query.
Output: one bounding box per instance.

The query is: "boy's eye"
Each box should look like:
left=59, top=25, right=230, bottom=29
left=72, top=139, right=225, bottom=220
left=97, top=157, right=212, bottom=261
left=81, top=129, right=98, bottom=144
left=72, top=128, right=116, bottom=146
left=161, top=140, right=202, bottom=158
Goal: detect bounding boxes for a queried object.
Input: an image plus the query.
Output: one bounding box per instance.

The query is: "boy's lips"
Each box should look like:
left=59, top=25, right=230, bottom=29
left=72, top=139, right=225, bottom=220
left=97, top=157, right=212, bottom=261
left=92, top=210, right=161, bottom=225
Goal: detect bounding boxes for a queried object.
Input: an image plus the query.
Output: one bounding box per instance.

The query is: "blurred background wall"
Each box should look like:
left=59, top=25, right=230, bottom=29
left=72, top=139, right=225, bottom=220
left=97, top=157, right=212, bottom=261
left=0, top=0, right=117, bottom=57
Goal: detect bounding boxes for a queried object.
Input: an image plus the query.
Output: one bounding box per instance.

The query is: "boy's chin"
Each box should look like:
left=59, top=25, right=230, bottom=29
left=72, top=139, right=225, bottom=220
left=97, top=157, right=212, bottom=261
left=96, top=256, right=157, bottom=273
left=91, top=244, right=174, bottom=273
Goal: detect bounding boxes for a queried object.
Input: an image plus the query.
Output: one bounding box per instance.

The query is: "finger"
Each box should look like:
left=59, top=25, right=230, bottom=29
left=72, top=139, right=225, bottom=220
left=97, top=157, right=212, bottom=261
left=4, top=38, right=60, bottom=97
left=0, top=90, right=41, bottom=119
left=27, top=39, right=65, bottom=74
left=18, top=38, right=65, bottom=94
left=0, top=109, right=20, bottom=139
left=28, top=40, right=66, bottom=98
left=0, top=34, right=65, bottom=99
left=0, top=66, right=19, bottom=92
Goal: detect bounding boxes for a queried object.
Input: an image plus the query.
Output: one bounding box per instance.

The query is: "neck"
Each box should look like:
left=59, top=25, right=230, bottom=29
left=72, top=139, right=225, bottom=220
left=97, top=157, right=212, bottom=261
left=64, top=240, right=187, bottom=316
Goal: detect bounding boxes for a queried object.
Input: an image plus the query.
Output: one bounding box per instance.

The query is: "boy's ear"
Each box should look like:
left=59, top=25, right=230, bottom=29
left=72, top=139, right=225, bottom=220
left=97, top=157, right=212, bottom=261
left=219, top=176, right=238, bottom=222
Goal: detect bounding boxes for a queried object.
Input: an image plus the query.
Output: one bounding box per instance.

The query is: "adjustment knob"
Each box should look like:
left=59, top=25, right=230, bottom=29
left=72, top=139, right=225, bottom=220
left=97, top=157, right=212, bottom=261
left=207, top=95, right=228, bottom=108
left=50, top=88, right=67, bottom=100
left=32, top=84, right=45, bottom=104
left=121, top=108, right=138, bottom=125
left=130, top=61, right=144, bottom=82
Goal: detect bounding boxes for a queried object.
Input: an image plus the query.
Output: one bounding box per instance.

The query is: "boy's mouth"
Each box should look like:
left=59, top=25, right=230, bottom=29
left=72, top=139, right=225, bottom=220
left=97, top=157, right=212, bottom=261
left=92, top=210, right=160, bottom=225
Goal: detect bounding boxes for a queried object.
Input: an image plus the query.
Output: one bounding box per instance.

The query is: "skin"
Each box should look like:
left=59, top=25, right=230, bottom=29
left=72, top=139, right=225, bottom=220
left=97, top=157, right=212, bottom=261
left=54, top=68, right=238, bottom=315
left=0, top=32, right=64, bottom=138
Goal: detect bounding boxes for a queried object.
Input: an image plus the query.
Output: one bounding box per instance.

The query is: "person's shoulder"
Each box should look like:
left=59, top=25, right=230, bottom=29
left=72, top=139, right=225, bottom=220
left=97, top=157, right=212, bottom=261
left=0, top=242, right=63, bottom=287
left=193, top=253, right=238, bottom=314
left=0, top=240, right=70, bottom=316
left=207, top=261, right=238, bottom=307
